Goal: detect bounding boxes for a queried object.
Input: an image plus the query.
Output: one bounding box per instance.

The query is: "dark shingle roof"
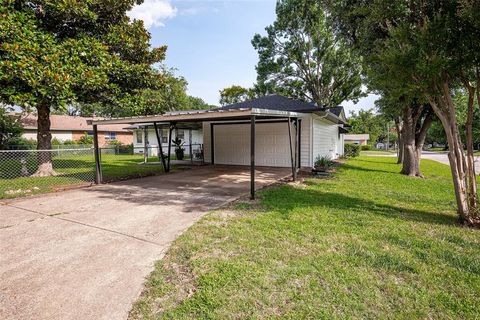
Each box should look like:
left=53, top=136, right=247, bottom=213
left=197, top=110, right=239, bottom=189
left=326, top=106, right=344, bottom=117
left=217, top=95, right=345, bottom=120
left=217, top=94, right=320, bottom=112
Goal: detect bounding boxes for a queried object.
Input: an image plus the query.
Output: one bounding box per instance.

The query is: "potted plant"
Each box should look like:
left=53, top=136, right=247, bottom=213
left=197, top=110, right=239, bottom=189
left=314, top=155, right=333, bottom=172
left=173, top=137, right=185, bottom=160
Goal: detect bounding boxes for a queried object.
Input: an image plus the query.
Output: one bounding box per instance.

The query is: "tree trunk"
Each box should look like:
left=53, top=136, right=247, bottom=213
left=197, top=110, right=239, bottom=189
left=414, top=112, right=433, bottom=177
left=395, top=118, right=404, bottom=164
left=427, top=79, right=477, bottom=225
left=464, top=81, right=477, bottom=212
left=400, top=106, right=418, bottom=176
left=32, top=105, right=57, bottom=177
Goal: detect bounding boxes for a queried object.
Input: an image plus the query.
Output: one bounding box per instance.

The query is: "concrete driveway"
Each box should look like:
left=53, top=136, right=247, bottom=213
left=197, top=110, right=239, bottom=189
left=0, top=165, right=290, bottom=320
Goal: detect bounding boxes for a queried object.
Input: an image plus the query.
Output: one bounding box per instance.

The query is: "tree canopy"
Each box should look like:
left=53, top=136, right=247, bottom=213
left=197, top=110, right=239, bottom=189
left=0, top=0, right=167, bottom=175
left=348, top=110, right=387, bottom=145
left=219, top=85, right=254, bottom=106
left=252, top=0, right=364, bottom=107
left=0, top=0, right=165, bottom=112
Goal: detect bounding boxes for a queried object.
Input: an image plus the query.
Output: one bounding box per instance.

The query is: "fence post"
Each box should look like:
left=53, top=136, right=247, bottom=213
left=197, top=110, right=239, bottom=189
left=93, top=124, right=103, bottom=184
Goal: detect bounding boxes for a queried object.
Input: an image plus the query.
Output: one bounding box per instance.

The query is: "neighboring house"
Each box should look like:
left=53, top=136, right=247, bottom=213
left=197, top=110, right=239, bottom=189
left=127, top=124, right=203, bottom=156
left=15, top=113, right=132, bottom=146
left=344, top=134, right=370, bottom=146
left=203, top=95, right=347, bottom=168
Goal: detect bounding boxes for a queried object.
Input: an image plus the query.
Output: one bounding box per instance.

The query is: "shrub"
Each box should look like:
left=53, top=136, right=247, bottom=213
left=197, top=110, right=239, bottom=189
left=360, top=145, right=372, bottom=151
left=62, top=139, right=77, bottom=145
left=51, top=137, right=62, bottom=146
left=108, top=140, right=133, bottom=154
left=107, top=139, right=122, bottom=146
left=6, top=137, right=36, bottom=150
left=314, top=155, right=333, bottom=171
left=118, top=143, right=133, bottom=154
left=78, top=132, right=94, bottom=145
left=344, top=143, right=360, bottom=158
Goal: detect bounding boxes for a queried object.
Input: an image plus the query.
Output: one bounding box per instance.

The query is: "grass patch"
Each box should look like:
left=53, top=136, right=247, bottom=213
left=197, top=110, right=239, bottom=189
left=130, top=156, right=480, bottom=319
left=360, top=150, right=397, bottom=156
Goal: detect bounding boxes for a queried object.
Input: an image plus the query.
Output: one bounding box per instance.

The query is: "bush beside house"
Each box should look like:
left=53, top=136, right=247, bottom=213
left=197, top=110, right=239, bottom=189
left=344, top=143, right=360, bottom=158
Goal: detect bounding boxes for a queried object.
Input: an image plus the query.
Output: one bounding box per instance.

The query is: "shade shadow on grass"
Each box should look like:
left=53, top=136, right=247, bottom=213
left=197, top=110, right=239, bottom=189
left=339, top=163, right=395, bottom=174
left=261, top=185, right=457, bottom=226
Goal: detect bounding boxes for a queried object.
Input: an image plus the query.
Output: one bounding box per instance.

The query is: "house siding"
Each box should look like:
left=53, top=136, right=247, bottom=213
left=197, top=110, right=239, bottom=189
left=23, top=130, right=73, bottom=142
left=72, top=131, right=132, bottom=146
left=22, top=129, right=132, bottom=147
left=312, top=116, right=342, bottom=160
left=299, top=116, right=311, bottom=168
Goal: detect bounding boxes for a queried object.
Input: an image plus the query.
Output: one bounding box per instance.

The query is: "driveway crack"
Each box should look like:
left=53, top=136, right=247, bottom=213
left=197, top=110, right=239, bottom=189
left=2, top=204, right=162, bottom=247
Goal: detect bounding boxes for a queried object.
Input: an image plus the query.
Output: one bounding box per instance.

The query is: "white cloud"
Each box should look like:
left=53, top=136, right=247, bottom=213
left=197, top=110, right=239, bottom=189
left=179, top=6, right=220, bottom=16
left=128, top=0, right=177, bottom=28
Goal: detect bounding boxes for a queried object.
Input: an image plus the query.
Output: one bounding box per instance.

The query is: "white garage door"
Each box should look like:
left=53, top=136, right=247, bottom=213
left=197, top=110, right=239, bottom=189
left=214, top=122, right=291, bottom=167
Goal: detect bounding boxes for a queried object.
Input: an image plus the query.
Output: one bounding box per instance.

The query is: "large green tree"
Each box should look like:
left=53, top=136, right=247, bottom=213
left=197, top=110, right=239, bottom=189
left=73, top=69, right=212, bottom=116
left=186, top=96, right=214, bottom=110
left=0, top=0, right=165, bottom=175
left=331, top=0, right=480, bottom=225
left=348, top=110, right=384, bottom=145
left=219, top=85, right=255, bottom=106
left=252, top=0, right=363, bottom=107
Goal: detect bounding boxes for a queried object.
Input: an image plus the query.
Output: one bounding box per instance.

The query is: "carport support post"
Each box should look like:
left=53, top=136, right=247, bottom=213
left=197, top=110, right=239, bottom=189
left=153, top=122, right=167, bottom=173
left=294, top=118, right=299, bottom=180
left=210, top=124, right=214, bottom=164
left=287, top=118, right=296, bottom=181
left=189, top=129, right=193, bottom=164
left=297, top=119, right=302, bottom=167
left=143, top=126, right=148, bottom=164
left=93, top=124, right=102, bottom=184
left=250, top=115, right=256, bottom=200
left=167, top=124, right=174, bottom=172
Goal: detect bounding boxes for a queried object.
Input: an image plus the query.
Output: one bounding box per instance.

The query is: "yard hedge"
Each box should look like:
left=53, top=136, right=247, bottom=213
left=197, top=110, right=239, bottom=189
left=344, top=143, right=360, bottom=158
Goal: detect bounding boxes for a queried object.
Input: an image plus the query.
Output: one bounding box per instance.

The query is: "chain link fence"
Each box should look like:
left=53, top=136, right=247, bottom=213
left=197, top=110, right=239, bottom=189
left=0, top=148, right=96, bottom=198
left=0, top=143, right=205, bottom=199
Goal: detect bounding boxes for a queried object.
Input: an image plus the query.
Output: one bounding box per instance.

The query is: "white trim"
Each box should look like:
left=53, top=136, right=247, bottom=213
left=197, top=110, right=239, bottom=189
left=91, top=108, right=302, bottom=126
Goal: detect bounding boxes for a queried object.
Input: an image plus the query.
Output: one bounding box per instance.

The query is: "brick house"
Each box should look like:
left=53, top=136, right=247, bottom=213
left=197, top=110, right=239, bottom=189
left=17, top=113, right=133, bottom=146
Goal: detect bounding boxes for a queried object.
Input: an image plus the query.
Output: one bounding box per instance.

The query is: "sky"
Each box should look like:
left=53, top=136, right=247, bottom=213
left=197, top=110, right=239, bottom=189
left=128, top=0, right=378, bottom=115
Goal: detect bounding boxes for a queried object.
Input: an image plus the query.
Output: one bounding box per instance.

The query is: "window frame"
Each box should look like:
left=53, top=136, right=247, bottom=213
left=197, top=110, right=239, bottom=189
left=136, top=131, right=143, bottom=144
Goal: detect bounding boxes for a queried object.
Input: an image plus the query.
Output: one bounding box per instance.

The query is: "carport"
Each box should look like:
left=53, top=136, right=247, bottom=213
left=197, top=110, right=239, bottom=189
left=90, top=108, right=301, bottom=199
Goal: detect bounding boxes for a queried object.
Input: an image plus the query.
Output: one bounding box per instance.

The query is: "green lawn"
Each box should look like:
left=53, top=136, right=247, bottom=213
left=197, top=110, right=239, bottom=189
left=360, top=149, right=397, bottom=156
left=0, top=153, right=165, bottom=199
left=130, top=156, right=480, bottom=319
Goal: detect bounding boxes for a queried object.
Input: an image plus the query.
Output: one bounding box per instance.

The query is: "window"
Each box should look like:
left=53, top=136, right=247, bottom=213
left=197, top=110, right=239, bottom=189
left=161, top=129, right=168, bottom=143
left=136, top=131, right=143, bottom=144
left=105, top=132, right=117, bottom=140
left=177, top=129, right=185, bottom=140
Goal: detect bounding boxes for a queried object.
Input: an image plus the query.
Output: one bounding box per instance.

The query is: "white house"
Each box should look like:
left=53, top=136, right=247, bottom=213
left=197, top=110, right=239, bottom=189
left=203, top=95, right=346, bottom=168
left=91, top=95, right=348, bottom=198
